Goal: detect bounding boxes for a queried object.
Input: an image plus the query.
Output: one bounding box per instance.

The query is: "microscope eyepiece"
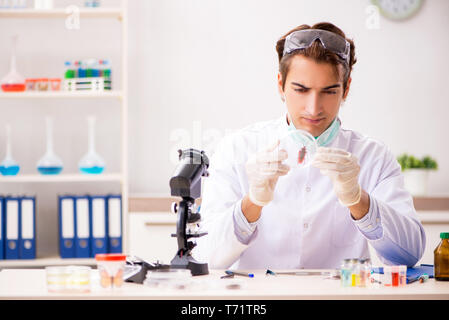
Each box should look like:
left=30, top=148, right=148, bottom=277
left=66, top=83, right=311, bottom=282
left=170, top=149, right=209, bottom=199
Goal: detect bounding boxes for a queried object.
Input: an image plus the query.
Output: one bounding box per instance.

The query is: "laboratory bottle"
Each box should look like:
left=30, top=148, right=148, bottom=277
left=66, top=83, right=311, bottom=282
left=358, top=259, right=366, bottom=287
left=350, top=259, right=359, bottom=287
left=98, top=60, right=104, bottom=77
left=363, top=258, right=372, bottom=286
left=93, top=59, right=100, bottom=77
left=102, top=60, right=111, bottom=79
left=64, top=61, right=75, bottom=79
left=85, top=58, right=95, bottom=78
left=77, top=60, right=86, bottom=78
left=434, top=232, right=449, bottom=281
left=340, top=259, right=352, bottom=287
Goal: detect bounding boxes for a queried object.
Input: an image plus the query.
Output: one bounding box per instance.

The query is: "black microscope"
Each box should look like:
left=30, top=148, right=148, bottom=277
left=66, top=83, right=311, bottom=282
left=125, top=148, right=210, bottom=283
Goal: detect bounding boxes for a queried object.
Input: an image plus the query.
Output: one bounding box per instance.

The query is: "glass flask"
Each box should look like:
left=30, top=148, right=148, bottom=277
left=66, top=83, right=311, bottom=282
left=78, top=116, right=105, bottom=174
left=1, top=35, right=26, bottom=92
left=37, top=117, right=63, bottom=175
left=276, top=128, right=318, bottom=172
left=0, top=124, right=20, bottom=176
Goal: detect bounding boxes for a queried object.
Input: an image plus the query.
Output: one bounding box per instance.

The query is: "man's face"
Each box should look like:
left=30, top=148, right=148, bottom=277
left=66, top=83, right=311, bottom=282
left=278, top=55, right=350, bottom=137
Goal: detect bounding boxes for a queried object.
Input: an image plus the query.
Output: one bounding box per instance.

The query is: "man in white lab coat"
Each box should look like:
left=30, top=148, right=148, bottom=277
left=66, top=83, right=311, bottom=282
left=193, top=22, right=426, bottom=270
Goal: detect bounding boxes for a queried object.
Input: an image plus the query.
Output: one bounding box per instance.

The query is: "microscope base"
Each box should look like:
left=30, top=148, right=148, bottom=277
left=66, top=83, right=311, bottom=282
left=171, top=254, right=209, bottom=276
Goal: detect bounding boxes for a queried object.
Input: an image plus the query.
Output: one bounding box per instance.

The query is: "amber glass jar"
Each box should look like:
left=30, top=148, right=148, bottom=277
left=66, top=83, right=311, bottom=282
left=434, top=232, right=449, bottom=281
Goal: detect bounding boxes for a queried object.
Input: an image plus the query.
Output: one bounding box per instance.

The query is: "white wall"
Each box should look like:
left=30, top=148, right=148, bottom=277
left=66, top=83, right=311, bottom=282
left=127, top=0, right=449, bottom=196
left=0, top=0, right=448, bottom=196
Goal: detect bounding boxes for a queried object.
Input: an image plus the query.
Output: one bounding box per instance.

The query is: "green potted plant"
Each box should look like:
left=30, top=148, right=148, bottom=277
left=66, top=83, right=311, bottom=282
left=397, top=153, right=438, bottom=196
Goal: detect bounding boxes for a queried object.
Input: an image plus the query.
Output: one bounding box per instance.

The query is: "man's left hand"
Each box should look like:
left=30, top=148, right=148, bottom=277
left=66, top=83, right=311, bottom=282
left=311, top=147, right=362, bottom=207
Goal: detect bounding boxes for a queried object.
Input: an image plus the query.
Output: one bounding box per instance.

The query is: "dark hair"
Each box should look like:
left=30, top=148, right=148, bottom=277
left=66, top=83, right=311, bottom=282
left=276, top=22, right=357, bottom=95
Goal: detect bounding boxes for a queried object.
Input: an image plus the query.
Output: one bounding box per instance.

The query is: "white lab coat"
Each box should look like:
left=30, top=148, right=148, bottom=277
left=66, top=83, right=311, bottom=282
left=193, top=115, right=426, bottom=269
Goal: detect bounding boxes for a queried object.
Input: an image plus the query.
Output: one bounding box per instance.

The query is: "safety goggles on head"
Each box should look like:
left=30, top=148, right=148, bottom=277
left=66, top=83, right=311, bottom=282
left=283, top=29, right=350, bottom=65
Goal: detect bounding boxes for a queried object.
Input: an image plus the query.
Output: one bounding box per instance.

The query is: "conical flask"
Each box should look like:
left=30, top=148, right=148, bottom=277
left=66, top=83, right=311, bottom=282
left=0, top=124, right=20, bottom=176
left=1, top=35, right=26, bottom=92
left=78, top=116, right=105, bottom=174
left=37, top=117, right=63, bottom=175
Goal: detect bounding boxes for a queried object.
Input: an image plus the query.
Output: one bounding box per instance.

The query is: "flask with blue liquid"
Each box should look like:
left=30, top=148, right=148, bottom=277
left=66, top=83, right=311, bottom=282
left=36, top=117, right=63, bottom=175
left=0, top=124, right=20, bottom=176
left=78, top=116, right=105, bottom=174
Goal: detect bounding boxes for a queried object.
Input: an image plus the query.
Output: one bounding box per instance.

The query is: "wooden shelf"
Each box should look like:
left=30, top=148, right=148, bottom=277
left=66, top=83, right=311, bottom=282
left=0, top=256, right=96, bottom=268
left=0, top=91, right=123, bottom=99
left=0, top=8, right=123, bottom=19
left=0, top=173, right=123, bottom=183
left=129, top=196, right=449, bottom=212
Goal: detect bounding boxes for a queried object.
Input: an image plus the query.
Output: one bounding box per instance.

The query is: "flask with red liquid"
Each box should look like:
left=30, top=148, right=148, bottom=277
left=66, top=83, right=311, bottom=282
left=1, top=35, right=26, bottom=92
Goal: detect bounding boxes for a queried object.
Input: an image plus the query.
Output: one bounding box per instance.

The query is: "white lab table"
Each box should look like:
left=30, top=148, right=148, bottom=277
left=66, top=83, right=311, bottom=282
left=0, top=268, right=448, bottom=300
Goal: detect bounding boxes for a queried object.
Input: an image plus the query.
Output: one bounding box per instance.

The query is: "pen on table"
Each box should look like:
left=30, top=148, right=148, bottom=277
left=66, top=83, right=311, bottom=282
left=225, top=270, right=254, bottom=278
left=265, top=269, right=331, bottom=276
left=407, top=274, right=429, bottom=284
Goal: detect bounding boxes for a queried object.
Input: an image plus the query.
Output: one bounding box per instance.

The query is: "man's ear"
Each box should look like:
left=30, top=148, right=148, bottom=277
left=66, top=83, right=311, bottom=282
left=277, top=72, right=285, bottom=101
left=343, top=77, right=352, bottom=100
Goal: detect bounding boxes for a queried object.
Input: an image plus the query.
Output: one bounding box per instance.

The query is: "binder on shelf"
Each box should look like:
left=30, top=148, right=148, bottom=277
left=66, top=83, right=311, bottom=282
left=58, top=195, right=76, bottom=258
left=19, top=196, right=36, bottom=259
left=75, top=195, right=91, bottom=258
left=0, top=196, right=4, bottom=260
left=90, top=195, right=108, bottom=257
left=107, top=194, right=122, bottom=253
left=5, top=196, right=20, bottom=260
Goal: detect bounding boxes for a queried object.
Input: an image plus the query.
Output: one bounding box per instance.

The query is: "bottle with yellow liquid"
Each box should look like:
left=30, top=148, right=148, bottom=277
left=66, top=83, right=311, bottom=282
left=434, top=232, right=449, bottom=281
left=350, top=259, right=360, bottom=287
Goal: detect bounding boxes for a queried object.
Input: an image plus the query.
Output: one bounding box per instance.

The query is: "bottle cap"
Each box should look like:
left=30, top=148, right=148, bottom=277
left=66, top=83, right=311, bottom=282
left=440, top=232, right=449, bottom=239
left=95, top=253, right=126, bottom=261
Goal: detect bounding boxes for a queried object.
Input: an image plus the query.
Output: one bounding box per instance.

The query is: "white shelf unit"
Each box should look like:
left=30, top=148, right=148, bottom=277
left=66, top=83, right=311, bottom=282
left=0, top=91, right=123, bottom=99
left=0, top=7, right=123, bottom=19
left=0, top=2, right=129, bottom=268
left=0, top=173, right=123, bottom=183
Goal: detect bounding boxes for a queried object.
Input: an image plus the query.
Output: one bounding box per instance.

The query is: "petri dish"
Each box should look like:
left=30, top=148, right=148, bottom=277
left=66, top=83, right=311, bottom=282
left=144, top=269, right=193, bottom=290
left=46, top=265, right=91, bottom=293
left=277, top=129, right=318, bottom=171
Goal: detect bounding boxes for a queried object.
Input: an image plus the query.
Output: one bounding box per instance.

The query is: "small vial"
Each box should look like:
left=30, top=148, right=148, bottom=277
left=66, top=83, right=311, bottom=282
left=350, top=259, right=359, bottom=287
left=64, top=61, right=75, bottom=79
left=383, top=266, right=392, bottom=286
left=298, top=146, right=306, bottom=164
left=398, top=265, right=407, bottom=287
left=391, top=266, right=401, bottom=287
left=434, top=232, right=449, bottom=281
left=358, top=259, right=368, bottom=287
left=340, top=259, right=352, bottom=287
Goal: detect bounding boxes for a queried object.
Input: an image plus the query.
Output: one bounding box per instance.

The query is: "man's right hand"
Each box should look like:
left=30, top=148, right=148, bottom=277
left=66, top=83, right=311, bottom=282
left=245, top=139, right=290, bottom=207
